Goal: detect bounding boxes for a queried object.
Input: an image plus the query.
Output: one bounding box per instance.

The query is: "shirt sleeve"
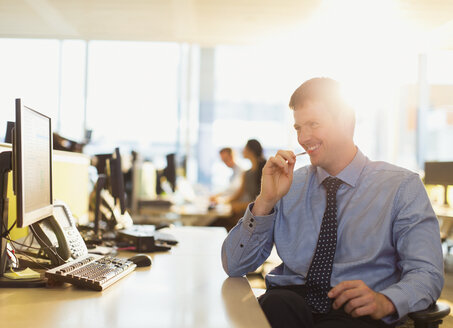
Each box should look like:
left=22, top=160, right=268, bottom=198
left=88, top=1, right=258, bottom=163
left=221, top=202, right=276, bottom=277
left=379, top=173, right=444, bottom=323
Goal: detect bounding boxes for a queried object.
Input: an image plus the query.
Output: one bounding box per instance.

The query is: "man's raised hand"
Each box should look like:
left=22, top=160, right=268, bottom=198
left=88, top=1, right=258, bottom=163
left=252, top=150, right=296, bottom=216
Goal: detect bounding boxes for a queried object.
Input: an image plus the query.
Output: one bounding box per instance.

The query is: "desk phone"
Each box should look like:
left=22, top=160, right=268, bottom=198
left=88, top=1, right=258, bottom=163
left=31, top=201, right=88, bottom=266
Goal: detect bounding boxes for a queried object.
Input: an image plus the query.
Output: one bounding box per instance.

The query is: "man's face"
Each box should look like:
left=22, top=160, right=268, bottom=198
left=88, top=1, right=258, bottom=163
left=293, top=101, right=352, bottom=175
left=220, top=152, right=234, bottom=168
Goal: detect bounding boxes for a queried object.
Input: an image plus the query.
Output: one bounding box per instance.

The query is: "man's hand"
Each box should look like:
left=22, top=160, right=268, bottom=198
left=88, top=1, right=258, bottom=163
left=328, top=280, right=396, bottom=320
left=252, top=150, right=296, bottom=216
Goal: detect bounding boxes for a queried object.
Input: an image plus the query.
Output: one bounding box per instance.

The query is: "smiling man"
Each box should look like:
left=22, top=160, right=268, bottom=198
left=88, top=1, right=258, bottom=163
left=221, top=77, right=443, bottom=328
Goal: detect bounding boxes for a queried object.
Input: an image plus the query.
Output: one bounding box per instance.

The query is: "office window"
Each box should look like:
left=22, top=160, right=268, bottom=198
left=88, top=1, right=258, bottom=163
left=209, top=45, right=303, bottom=190
left=214, top=45, right=299, bottom=153
left=85, top=41, right=180, bottom=158
left=209, top=44, right=422, bottom=190
left=425, top=51, right=453, bottom=161
left=58, top=40, right=87, bottom=142
left=0, top=38, right=60, bottom=134
left=212, top=44, right=418, bottom=160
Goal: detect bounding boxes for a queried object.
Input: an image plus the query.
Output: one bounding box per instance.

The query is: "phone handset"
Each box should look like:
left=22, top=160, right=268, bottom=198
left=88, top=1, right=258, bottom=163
left=31, top=201, right=88, bottom=266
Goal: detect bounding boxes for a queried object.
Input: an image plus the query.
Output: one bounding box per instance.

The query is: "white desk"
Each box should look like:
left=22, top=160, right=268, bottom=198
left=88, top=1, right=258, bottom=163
left=434, top=205, right=453, bottom=241
left=0, top=227, right=270, bottom=328
left=434, top=204, right=453, bottom=219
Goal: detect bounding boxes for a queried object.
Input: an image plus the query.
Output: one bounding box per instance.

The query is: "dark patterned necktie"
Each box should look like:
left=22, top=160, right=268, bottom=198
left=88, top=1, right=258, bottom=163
left=305, top=176, right=343, bottom=313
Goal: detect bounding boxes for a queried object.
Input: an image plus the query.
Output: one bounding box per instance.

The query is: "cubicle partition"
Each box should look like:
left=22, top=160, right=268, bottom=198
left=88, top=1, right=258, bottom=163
left=0, top=143, right=90, bottom=239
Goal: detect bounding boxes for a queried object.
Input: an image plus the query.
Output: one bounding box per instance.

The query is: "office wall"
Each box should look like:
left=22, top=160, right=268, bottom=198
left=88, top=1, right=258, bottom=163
left=398, top=84, right=453, bottom=164
left=52, top=151, right=90, bottom=224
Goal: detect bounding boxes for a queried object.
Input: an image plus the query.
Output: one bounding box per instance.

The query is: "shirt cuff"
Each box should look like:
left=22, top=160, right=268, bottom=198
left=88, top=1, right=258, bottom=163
left=379, top=286, right=409, bottom=324
left=241, top=202, right=276, bottom=234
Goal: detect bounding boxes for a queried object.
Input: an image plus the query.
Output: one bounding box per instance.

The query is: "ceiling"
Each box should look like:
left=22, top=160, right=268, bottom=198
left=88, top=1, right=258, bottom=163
left=0, top=0, right=453, bottom=48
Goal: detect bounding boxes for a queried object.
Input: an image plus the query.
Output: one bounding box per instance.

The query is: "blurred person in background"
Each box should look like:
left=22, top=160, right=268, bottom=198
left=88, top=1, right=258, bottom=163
left=210, top=147, right=244, bottom=203
left=211, top=139, right=266, bottom=231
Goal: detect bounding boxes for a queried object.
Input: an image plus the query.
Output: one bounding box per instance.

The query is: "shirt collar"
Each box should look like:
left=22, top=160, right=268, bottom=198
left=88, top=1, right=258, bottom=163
left=315, top=148, right=367, bottom=188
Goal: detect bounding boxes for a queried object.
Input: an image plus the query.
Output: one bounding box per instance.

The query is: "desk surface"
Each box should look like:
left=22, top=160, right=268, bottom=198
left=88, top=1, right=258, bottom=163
left=0, top=227, right=270, bottom=328
left=434, top=204, right=453, bottom=218
left=135, top=203, right=232, bottom=226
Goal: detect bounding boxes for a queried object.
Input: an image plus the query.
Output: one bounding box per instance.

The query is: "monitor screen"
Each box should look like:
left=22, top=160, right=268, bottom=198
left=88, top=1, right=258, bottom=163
left=107, top=148, right=126, bottom=214
left=4, top=121, right=14, bottom=143
left=94, top=153, right=112, bottom=175
left=424, top=162, right=453, bottom=186
left=14, top=99, right=53, bottom=228
left=164, top=153, right=176, bottom=192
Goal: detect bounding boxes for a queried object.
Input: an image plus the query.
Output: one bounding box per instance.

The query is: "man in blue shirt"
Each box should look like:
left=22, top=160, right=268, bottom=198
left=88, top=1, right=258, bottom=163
left=221, top=77, right=444, bottom=327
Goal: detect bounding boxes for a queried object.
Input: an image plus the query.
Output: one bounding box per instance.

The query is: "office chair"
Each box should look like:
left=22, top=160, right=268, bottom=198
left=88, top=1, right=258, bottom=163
left=397, top=302, right=450, bottom=328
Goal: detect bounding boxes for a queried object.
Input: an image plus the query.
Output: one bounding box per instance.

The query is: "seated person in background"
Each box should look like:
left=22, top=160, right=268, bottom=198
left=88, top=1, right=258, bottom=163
left=211, top=139, right=266, bottom=231
left=210, top=147, right=244, bottom=203
left=221, top=77, right=443, bottom=327
left=229, top=139, right=266, bottom=213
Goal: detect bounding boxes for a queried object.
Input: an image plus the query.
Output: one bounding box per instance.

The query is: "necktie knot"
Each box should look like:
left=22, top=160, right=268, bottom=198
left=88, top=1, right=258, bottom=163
left=322, top=177, right=343, bottom=193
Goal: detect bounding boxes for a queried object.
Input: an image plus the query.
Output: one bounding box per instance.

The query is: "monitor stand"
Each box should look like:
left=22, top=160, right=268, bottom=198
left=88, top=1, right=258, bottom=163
left=443, top=184, right=449, bottom=206
left=93, top=174, right=107, bottom=238
left=0, top=151, right=46, bottom=288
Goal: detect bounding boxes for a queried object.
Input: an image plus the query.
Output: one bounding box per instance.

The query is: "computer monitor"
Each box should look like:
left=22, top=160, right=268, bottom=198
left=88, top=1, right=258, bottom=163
left=94, top=153, right=112, bottom=176
left=107, top=148, right=127, bottom=215
left=424, top=161, right=453, bottom=205
left=13, top=99, right=53, bottom=228
left=4, top=121, right=14, bottom=144
left=163, top=153, right=176, bottom=193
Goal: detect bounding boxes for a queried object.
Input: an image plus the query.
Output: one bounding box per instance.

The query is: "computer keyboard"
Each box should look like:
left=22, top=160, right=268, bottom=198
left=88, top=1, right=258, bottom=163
left=45, top=254, right=136, bottom=291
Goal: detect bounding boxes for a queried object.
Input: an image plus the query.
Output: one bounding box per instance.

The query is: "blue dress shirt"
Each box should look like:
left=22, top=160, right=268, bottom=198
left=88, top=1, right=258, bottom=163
left=221, top=149, right=444, bottom=323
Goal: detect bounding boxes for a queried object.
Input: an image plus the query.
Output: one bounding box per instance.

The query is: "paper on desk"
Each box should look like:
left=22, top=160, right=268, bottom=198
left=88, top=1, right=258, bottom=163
left=4, top=267, right=41, bottom=280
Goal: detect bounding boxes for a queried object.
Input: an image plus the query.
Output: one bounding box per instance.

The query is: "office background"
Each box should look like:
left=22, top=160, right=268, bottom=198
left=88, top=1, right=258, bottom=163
left=1, top=1, right=453, bottom=327
left=0, top=0, right=452, bottom=194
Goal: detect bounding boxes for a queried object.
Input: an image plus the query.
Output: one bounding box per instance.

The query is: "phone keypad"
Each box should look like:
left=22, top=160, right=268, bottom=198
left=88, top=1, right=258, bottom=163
left=66, top=231, right=88, bottom=258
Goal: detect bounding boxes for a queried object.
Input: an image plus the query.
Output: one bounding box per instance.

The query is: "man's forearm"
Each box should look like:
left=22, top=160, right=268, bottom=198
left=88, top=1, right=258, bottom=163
left=222, top=203, right=276, bottom=276
left=252, top=195, right=276, bottom=216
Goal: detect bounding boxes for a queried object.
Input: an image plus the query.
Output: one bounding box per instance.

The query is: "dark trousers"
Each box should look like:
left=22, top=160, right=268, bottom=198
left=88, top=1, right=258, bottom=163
left=258, top=285, right=395, bottom=328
